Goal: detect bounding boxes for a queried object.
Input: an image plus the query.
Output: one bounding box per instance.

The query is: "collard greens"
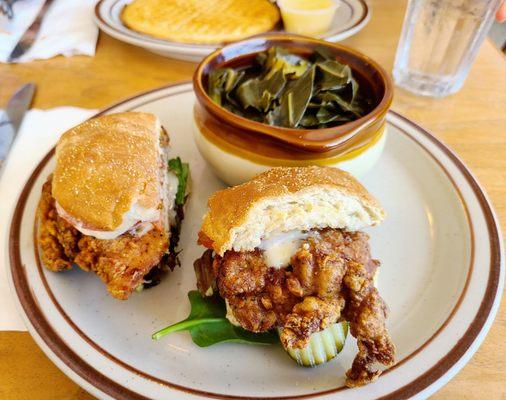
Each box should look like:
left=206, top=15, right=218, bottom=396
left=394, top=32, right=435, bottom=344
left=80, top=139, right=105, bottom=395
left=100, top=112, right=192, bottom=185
left=207, top=46, right=370, bottom=129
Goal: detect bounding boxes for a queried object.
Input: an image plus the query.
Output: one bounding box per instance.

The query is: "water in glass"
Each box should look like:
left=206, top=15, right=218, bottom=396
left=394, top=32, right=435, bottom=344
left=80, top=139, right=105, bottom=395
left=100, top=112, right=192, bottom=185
left=393, top=0, right=502, bottom=97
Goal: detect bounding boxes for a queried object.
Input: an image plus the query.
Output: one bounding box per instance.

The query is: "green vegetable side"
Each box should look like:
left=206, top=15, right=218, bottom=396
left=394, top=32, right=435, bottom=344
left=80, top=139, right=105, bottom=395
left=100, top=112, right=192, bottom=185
left=168, top=157, right=189, bottom=206
left=281, top=322, right=348, bottom=367
left=152, top=291, right=349, bottom=368
left=152, top=291, right=278, bottom=346
left=207, top=46, right=371, bottom=129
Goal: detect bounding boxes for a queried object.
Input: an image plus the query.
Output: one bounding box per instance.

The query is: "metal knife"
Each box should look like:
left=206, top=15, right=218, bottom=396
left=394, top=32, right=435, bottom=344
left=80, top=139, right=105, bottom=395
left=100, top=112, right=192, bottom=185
left=0, top=83, right=36, bottom=177
left=8, top=0, right=53, bottom=62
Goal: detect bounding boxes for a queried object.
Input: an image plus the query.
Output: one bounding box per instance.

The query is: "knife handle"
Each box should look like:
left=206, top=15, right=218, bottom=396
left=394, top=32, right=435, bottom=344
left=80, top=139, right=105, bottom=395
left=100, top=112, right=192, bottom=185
left=25, top=0, right=53, bottom=41
left=8, top=0, right=54, bottom=62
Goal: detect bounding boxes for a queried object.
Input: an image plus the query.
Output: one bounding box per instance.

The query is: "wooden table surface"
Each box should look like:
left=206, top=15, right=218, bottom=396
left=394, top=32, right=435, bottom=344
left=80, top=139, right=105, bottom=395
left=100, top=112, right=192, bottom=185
left=1, top=1, right=505, bottom=399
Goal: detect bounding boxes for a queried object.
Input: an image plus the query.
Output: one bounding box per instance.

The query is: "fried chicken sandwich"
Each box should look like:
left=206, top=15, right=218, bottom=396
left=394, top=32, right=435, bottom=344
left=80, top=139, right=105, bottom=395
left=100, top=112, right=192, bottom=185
left=193, top=166, right=395, bottom=387
left=37, top=112, right=189, bottom=300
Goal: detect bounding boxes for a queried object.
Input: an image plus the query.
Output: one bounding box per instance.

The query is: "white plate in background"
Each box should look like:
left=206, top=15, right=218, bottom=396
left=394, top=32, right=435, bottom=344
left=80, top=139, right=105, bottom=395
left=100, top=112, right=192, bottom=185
left=94, top=0, right=371, bottom=62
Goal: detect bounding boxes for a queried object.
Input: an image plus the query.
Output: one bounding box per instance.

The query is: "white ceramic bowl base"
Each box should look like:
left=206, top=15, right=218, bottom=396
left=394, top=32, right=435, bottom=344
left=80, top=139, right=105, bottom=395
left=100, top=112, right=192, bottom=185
left=192, top=118, right=387, bottom=186
left=7, top=83, right=504, bottom=400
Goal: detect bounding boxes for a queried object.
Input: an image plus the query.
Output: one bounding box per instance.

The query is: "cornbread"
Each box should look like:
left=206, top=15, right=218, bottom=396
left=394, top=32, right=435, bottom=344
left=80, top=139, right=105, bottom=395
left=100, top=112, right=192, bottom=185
left=121, top=0, right=280, bottom=44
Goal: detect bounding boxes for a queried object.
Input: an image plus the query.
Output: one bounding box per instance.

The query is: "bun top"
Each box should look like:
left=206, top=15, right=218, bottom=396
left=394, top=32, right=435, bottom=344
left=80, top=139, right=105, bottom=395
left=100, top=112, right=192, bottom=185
left=52, top=112, right=163, bottom=233
left=199, top=166, right=385, bottom=255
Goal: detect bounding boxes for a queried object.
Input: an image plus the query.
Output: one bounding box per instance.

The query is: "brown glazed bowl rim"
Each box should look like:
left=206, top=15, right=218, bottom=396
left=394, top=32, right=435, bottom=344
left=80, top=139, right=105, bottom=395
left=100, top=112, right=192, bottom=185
left=193, top=33, right=393, bottom=153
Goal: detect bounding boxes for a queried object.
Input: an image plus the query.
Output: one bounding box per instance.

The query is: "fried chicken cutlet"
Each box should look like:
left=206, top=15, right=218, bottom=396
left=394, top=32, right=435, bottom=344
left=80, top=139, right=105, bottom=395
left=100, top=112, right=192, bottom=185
left=38, top=180, right=169, bottom=299
left=195, top=228, right=395, bottom=387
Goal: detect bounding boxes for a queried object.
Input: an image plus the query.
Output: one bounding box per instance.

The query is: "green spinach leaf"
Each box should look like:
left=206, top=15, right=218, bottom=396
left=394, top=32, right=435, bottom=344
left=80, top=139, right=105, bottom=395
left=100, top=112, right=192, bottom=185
left=152, top=291, right=279, bottom=347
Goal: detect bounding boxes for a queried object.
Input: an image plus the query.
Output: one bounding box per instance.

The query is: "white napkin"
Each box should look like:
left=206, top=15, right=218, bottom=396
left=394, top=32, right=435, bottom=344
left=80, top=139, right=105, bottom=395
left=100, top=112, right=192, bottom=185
left=0, top=107, right=97, bottom=331
left=0, top=0, right=99, bottom=63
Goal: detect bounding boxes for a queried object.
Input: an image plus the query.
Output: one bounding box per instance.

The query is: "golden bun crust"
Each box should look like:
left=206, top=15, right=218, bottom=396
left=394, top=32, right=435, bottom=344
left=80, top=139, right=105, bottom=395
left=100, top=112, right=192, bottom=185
left=200, top=166, right=385, bottom=255
left=121, top=0, right=280, bottom=45
left=52, top=112, right=162, bottom=232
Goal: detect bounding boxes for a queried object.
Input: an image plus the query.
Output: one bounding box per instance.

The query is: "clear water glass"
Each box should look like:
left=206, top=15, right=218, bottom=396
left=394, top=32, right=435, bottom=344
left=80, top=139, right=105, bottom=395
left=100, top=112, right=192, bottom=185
left=393, top=0, right=502, bottom=97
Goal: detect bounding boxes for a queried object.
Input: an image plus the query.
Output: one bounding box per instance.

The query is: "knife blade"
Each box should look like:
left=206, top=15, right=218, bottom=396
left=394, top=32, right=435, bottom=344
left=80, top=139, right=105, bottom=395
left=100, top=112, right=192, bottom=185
left=0, top=83, right=36, bottom=176
left=8, top=0, right=53, bottom=62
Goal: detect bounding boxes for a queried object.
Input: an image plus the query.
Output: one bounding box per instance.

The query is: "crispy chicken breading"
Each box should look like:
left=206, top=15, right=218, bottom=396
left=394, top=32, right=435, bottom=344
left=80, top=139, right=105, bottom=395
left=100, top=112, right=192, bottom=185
left=281, top=296, right=345, bottom=349
left=195, top=228, right=395, bottom=387
left=37, top=180, right=169, bottom=299
left=344, top=287, right=395, bottom=386
left=37, top=180, right=79, bottom=272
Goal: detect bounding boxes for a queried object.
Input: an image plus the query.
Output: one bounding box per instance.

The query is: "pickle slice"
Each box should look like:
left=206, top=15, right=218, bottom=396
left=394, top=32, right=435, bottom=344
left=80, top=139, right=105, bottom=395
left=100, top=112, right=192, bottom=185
left=280, top=322, right=348, bottom=367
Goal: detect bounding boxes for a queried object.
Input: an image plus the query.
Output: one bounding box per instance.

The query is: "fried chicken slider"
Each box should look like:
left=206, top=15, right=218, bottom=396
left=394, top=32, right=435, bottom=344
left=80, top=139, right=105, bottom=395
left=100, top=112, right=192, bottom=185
left=194, top=166, right=395, bottom=387
left=37, top=112, right=188, bottom=299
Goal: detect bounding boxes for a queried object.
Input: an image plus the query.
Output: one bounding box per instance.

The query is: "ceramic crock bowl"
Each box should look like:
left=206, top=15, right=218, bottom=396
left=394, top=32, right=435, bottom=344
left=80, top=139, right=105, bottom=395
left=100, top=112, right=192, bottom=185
left=193, top=34, right=393, bottom=186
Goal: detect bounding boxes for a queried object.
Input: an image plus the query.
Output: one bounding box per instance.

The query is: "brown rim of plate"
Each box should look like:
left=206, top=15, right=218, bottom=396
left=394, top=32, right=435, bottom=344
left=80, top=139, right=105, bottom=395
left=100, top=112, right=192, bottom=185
left=193, top=33, right=393, bottom=152
left=28, top=86, right=474, bottom=398
left=94, top=0, right=369, bottom=50
left=8, top=82, right=502, bottom=400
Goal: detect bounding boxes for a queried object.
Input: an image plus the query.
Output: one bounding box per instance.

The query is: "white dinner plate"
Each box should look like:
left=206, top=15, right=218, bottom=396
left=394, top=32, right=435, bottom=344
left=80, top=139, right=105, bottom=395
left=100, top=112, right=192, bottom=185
left=94, top=0, right=371, bottom=61
left=7, top=82, right=504, bottom=400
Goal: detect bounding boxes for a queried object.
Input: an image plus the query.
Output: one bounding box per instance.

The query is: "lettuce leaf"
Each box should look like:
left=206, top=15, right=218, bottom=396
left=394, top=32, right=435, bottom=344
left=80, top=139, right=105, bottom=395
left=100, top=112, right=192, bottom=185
left=168, top=157, right=189, bottom=206
left=152, top=291, right=278, bottom=347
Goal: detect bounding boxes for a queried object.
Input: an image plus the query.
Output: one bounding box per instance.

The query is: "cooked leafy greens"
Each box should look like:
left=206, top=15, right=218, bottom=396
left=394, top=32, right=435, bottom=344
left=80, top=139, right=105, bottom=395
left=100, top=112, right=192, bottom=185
left=168, top=157, right=189, bottom=206
left=152, top=291, right=279, bottom=347
left=207, top=46, right=370, bottom=129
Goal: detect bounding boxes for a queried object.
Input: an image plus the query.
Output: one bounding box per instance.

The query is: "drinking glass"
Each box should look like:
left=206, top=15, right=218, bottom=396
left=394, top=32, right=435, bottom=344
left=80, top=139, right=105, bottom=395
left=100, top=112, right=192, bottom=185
left=393, top=0, right=502, bottom=97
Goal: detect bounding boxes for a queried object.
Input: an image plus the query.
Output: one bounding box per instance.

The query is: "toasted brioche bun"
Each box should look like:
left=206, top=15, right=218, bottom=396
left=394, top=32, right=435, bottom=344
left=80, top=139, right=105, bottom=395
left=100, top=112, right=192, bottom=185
left=52, top=112, right=165, bottom=237
left=199, top=166, right=385, bottom=255
left=121, top=0, right=280, bottom=45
